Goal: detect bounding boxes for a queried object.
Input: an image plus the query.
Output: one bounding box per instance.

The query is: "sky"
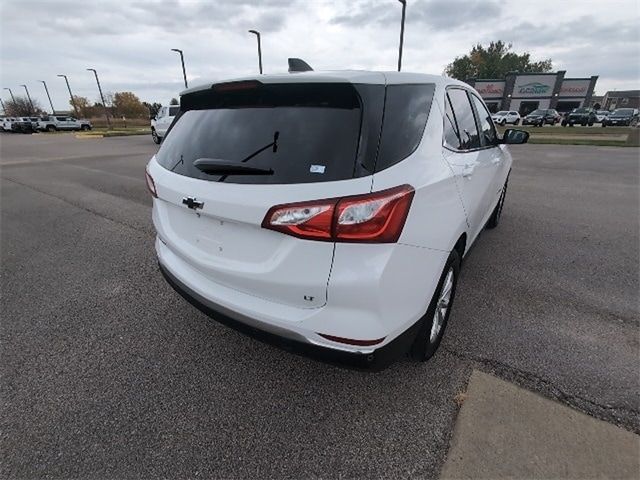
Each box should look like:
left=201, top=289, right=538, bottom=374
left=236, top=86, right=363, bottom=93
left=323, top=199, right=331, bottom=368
left=1, top=0, right=639, bottom=111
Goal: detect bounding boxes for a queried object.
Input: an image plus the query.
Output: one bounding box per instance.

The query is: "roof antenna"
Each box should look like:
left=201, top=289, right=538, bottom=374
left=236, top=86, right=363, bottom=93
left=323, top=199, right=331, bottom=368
left=397, top=0, right=407, bottom=72
left=288, top=58, right=313, bottom=73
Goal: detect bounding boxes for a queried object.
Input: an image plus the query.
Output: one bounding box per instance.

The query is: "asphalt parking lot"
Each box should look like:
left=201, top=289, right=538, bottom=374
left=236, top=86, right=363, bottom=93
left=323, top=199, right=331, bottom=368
left=1, top=133, right=638, bottom=478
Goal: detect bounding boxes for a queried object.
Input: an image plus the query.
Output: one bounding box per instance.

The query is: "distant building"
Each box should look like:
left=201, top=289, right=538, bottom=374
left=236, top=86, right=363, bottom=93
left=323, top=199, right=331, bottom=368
left=467, top=71, right=598, bottom=116
left=599, top=90, right=639, bottom=111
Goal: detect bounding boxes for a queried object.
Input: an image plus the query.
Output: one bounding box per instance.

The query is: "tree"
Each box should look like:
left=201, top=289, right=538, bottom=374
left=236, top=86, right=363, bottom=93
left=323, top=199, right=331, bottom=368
left=4, top=96, right=44, bottom=116
left=445, top=41, right=553, bottom=81
left=70, top=95, right=95, bottom=118
left=143, top=101, right=163, bottom=119
left=170, top=98, right=179, bottom=105
left=112, top=91, right=147, bottom=118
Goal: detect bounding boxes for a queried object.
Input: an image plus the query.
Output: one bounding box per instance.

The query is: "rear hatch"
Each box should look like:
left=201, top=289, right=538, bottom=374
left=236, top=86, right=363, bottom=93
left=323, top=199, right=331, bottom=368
left=151, top=80, right=384, bottom=309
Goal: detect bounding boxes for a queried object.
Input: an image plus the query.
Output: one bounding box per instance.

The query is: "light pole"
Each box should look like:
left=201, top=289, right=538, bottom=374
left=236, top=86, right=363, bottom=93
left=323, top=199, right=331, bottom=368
left=20, top=84, right=35, bottom=114
left=0, top=98, right=5, bottom=114
left=57, top=75, right=79, bottom=117
left=87, top=68, right=111, bottom=128
left=38, top=81, right=56, bottom=114
left=4, top=87, right=16, bottom=103
left=171, top=49, right=188, bottom=89
left=248, top=30, right=263, bottom=74
left=397, top=0, right=407, bottom=72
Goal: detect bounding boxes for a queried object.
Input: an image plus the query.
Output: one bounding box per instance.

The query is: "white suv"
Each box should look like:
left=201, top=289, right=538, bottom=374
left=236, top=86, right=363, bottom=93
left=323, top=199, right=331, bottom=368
left=151, top=105, right=179, bottom=144
left=38, top=116, right=92, bottom=131
left=146, top=72, right=528, bottom=369
left=491, top=110, right=520, bottom=126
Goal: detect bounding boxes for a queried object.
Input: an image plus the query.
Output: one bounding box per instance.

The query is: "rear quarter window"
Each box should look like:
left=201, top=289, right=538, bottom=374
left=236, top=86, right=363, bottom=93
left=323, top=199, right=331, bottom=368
left=375, top=84, right=435, bottom=172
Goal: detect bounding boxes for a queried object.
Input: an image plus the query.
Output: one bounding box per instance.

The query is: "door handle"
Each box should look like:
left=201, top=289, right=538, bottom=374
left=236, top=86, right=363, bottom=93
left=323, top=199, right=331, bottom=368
left=462, top=163, right=474, bottom=178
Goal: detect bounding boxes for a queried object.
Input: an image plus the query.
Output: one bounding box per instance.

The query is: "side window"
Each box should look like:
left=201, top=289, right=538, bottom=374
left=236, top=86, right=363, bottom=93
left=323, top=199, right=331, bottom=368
left=56, top=116, right=66, bottom=121
left=470, top=94, right=498, bottom=147
left=375, top=84, right=435, bottom=172
left=169, top=106, right=179, bottom=116
left=443, top=93, right=461, bottom=150
left=447, top=88, right=480, bottom=150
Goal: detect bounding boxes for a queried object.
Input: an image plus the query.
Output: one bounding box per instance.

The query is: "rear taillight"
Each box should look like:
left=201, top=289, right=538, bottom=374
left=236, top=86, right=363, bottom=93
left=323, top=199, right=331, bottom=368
left=145, top=169, right=157, bottom=198
left=262, top=185, right=414, bottom=243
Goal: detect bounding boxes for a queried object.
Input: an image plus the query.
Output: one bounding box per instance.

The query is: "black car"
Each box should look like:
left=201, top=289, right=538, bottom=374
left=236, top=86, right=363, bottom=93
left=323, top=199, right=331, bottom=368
left=522, top=109, right=561, bottom=127
left=602, top=108, right=639, bottom=127
left=562, top=107, right=596, bottom=127
left=10, top=117, right=34, bottom=134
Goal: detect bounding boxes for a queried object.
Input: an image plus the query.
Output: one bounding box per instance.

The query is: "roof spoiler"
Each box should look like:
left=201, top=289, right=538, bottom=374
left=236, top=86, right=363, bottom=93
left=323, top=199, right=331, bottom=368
left=288, top=58, right=313, bottom=73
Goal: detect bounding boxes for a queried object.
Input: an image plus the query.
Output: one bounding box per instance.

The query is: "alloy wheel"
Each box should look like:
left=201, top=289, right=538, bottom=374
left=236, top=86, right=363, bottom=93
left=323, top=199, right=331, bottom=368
left=430, top=268, right=454, bottom=343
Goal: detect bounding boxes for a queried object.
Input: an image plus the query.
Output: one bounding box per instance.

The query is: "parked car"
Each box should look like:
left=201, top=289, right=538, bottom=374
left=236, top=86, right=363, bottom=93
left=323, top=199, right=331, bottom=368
left=595, top=110, right=611, bottom=123
left=37, top=116, right=92, bottom=132
left=491, top=110, right=520, bottom=126
left=11, top=117, right=35, bottom=133
left=601, top=108, right=639, bottom=127
left=522, top=109, right=561, bottom=126
left=151, top=105, right=179, bottom=144
left=562, top=107, right=596, bottom=126
left=2, top=117, right=13, bottom=131
left=145, top=72, right=529, bottom=368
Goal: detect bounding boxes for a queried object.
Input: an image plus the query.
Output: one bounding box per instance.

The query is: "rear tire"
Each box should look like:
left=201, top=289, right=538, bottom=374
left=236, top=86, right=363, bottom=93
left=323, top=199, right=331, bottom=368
left=81, top=124, right=90, bottom=131
left=152, top=128, right=161, bottom=144
left=46, top=125, right=56, bottom=132
left=410, top=249, right=461, bottom=362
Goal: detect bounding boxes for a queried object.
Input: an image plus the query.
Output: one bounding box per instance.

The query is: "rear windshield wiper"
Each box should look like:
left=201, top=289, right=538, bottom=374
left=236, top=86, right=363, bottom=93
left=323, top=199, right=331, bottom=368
left=193, top=158, right=274, bottom=175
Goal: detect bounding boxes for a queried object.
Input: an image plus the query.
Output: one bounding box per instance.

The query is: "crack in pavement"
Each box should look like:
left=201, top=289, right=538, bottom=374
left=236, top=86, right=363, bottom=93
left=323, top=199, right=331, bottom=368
left=443, top=346, right=640, bottom=434
left=1, top=176, right=154, bottom=236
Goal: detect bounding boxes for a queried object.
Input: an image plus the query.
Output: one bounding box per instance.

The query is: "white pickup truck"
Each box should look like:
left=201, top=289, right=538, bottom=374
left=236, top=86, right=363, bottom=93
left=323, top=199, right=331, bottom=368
left=151, top=105, right=179, bottom=144
left=38, top=116, right=92, bottom=132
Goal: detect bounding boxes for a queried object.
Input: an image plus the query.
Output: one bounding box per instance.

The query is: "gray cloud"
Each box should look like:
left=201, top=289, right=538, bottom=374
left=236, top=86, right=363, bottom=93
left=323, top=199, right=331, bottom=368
left=331, top=0, right=501, bottom=30
left=0, top=0, right=638, bottom=110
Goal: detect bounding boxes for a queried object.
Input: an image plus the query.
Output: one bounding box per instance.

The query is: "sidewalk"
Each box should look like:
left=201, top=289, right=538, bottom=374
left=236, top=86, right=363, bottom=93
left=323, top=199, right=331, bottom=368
left=440, top=370, right=639, bottom=479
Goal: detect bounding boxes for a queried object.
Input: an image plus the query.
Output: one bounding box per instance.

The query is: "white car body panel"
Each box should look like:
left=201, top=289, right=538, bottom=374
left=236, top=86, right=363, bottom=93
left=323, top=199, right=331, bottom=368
left=151, top=105, right=178, bottom=139
left=149, top=71, right=514, bottom=357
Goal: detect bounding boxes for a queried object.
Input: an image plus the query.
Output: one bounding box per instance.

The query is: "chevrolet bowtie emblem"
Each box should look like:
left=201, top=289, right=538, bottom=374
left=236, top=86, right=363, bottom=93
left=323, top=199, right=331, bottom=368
left=182, top=197, right=204, bottom=210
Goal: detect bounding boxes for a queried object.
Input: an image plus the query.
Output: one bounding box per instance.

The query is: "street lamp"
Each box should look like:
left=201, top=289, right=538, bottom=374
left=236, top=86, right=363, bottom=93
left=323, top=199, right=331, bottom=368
left=57, top=75, right=79, bottom=116
left=20, top=84, right=35, bottom=114
left=248, top=30, right=263, bottom=74
left=38, top=81, right=56, bottom=114
left=397, top=0, right=407, bottom=72
left=87, top=68, right=111, bottom=128
left=0, top=98, right=5, bottom=114
left=171, top=48, right=188, bottom=89
left=4, top=87, right=16, bottom=103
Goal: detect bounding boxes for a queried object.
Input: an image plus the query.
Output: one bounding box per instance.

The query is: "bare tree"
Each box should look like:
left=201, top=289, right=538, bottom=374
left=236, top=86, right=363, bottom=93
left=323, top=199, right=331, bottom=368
left=4, top=96, right=44, bottom=116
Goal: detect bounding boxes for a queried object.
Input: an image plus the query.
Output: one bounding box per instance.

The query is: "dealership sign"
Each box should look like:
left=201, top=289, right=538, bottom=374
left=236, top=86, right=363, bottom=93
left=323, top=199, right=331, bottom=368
left=513, top=75, right=556, bottom=97
left=475, top=81, right=505, bottom=98
left=560, top=79, right=591, bottom=97
left=517, top=82, right=551, bottom=95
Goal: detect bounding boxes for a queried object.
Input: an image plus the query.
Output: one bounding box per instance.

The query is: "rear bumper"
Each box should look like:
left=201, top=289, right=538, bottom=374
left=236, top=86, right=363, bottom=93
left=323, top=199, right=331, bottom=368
left=158, top=260, right=422, bottom=370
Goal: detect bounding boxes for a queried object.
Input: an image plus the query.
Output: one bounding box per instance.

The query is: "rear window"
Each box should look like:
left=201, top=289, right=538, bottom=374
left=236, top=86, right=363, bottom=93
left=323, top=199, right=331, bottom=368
left=157, top=82, right=381, bottom=184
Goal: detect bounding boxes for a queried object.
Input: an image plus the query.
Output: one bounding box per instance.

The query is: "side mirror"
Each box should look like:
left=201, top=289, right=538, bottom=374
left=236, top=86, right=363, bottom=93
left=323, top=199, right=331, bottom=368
left=502, top=128, right=529, bottom=145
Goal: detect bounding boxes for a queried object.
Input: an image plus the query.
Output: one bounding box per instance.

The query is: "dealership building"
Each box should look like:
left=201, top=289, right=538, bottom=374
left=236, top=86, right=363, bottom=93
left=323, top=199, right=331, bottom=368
left=466, top=71, right=598, bottom=115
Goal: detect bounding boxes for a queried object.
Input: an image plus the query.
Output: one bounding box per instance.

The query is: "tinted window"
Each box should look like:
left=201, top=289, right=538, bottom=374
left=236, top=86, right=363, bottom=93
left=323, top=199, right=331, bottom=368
left=168, top=106, right=179, bottom=116
left=470, top=94, right=498, bottom=147
left=375, top=84, right=435, bottom=172
left=157, top=83, right=368, bottom=184
left=443, top=94, right=460, bottom=149
left=56, top=116, right=66, bottom=121
left=447, top=88, right=480, bottom=150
